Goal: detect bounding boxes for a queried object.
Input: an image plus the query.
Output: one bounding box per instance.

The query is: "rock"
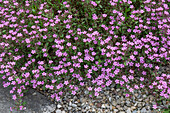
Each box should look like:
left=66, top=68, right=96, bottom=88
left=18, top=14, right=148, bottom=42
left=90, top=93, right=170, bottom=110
left=114, top=109, right=118, bottom=112
left=96, top=96, right=102, bottom=100
left=134, top=102, right=138, bottom=107
left=131, top=106, right=136, bottom=110
left=84, top=90, right=89, bottom=94
left=46, top=104, right=56, bottom=112
left=137, top=103, right=142, bottom=107
left=57, top=104, right=62, bottom=108
left=127, top=108, right=131, bottom=113
left=141, top=108, right=147, bottom=113
left=119, top=111, right=125, bottom=113
left=112, top=106, right=116, bottom=109
left=55, top=109, right=62, bottom=113
left=132, top=110, right=137, bottom=113
left=32, top=92, right=36, bottom=95
left=61, top=111, right=66, bottom=113
left=111, top=84, right=115, bottom=88
left=68, top=107, right=72, bottom=110
left=143, top=95, right=146, bottom=98
left=110, top=105, right=112, bottom=110
left=105, top=104, right=110, bottom=109
left=117, top=99, right=121, bottom=104
left=112, top=101, right=117, bottom=106
left=92, top=108, right=96, bottom=112
left=116, top=89, right=120, bottom=92
left=126, top=101, right=131, bottom=106
left=109, top=97, right=112, bottom=102
left=101, top=104, right=105, bottom=108
left=96, top=103, right=102, bottom=108
left=72, top=104, right=77, bottom=107
left=69, top=101, right=72, bottom=106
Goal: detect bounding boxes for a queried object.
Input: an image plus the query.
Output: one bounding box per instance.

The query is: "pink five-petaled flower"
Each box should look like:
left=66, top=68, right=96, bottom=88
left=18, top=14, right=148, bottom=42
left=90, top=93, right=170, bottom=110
left=12, top=95, right=17, bottom=100
left=153, top=104, right=157, bottom=109
left=92, top=14, right=98, bottom=20
left=88, top=87, right=92, bottom=91
left=25, top=38, right=30, bottom=43
left=64, top=80, right=69, bottom=85
left=94, top=92, right=99, bottom=96
left=72, top=90, right=76, bottom=95
left=129, top=88, right=134, bottom=92
left=125, top=94, right=130, bottom=97
left=102, top=14, right=107, bottom=17
left=90, top=1, right=97, bottom=6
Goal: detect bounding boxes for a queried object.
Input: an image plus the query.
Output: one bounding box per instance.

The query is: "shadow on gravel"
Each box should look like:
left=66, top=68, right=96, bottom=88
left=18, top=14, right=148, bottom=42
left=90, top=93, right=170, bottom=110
left=0, top=78, right=55, bottom=113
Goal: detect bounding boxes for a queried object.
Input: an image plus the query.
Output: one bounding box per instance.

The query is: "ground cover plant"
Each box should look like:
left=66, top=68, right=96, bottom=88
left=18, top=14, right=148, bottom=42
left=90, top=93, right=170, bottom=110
left=0, top=0, right=170, bottom=112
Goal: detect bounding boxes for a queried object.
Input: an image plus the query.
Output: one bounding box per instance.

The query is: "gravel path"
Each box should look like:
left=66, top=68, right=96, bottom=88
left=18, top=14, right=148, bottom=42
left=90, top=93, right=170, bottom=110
left=0, top=65, right=169, bottom=113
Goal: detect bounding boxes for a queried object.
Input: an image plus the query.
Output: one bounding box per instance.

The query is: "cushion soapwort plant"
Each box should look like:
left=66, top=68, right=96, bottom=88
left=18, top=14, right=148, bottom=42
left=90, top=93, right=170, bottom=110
left=0, top=0, right=170, bottom=112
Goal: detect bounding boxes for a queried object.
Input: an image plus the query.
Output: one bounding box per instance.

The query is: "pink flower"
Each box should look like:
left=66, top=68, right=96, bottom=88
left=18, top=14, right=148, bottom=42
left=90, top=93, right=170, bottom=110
left=90, top=1, right=97, bottom=6
left=94, top=92, right=99, bottom=96
left=88, top=87, right=92, bottom=91
left=12, top=95, right=17, bottom=100
left=102, top=14, right=107, bottom=17
left=125, top=94, right=130, bottom=97
left=25, top=38, right=30, bottom=43
left=129, top=88, right=134, bottom=92
left=92, top=14, right=98, bottom=20
left=153, top=104, right=157, bottom=109
left=64, top=81, right=69, bottom=85
left=63, top=1, right=67, bottom=4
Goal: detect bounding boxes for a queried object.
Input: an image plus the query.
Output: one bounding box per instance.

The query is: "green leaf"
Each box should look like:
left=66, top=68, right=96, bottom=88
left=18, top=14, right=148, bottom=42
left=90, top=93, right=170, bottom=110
left=48, top=38, right=53, bottom=42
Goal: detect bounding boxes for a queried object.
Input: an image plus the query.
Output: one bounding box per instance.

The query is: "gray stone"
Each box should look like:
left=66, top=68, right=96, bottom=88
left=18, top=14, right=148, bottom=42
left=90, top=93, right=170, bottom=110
left=46, top=104, right=56, bottom=112
left=84, top=90, right=89, bottom=94
left=112, top=101, right=117, bottom=106
left=132, top=110, right=137, bottom=113
left=57, top=104, right=62, bottom=108
left=61, top=111, right=66, bottom=113
left=109, top=97, right=112, bottom=102
left=68, top=107, right=72, bottom=110
left=72, top=104, right=77, bottom=107
left=143, top=95, right=146, bottom=98
left=96, top=96, right=102, bottom=100
left=141, top=108, right=147, bottom=113
left=126, top=100, right=131, bottom=106
left=119, top=111, right=125, bottom=113
left=101, top=104, right=105, bottom=108
left=126, top=108, right=131, bottom=113
left=114, top=109, right=118, bottom=112
left=55, top=109, right=62, bottom=113
left=116, top=89, right=120, bottom=92
left=117, top=99, right=121, bottom=104
left=110, top=105, right=112, bottom=110
left=92, top=108, right=96, bottom=112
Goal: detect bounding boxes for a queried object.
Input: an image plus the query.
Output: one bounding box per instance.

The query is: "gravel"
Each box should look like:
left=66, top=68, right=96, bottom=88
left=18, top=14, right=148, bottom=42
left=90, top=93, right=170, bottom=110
left=0, top=65, right=169, bottom=113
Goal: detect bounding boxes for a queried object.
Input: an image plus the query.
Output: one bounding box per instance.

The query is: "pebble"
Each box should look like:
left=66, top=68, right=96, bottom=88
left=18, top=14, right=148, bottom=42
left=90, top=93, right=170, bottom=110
left=96, top=103, right=102, bottom=108
left=36, top=65, right=169, bottom=113
left=119, top=111, right=125, bottom=113
left=72, top=104, right=77, bottom=107
left=141, top=107, right=147, bottom=113
left=126, top=108, right=131, bottom=113
left=126, top=100, right=131, bottom=106
left=32, top=92, right=37, bottom=96
left=101, top=104, right=105, bottom=108
left=68, top=107, right=72, bottom=110
left=55, top=109, right=62, bottom=113
left=61, top=111, right=66, bottom=113
left=114, top=109, right=118, bottom=112
left=132, top=110, right=137, bottom=113
left=57, top=104, right=62, bottom=108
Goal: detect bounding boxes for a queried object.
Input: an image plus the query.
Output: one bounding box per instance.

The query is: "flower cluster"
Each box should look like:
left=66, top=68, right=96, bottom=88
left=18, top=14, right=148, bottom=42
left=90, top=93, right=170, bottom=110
left=0, top=0, right=169, bottom=111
